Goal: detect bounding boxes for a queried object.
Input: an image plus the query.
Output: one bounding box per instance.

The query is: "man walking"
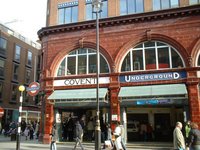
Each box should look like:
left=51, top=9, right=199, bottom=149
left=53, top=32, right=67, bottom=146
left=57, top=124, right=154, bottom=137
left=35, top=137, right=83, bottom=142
left=73, top=120, right=84, bottom=150
left=173, top=122, right=185, bottom=150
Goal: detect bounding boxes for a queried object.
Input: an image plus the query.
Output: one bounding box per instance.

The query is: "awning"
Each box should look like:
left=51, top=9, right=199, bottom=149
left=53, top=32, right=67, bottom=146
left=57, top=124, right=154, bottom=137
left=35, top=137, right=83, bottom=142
left=119, top=84, right=187, bottom=98
left=48, top=88, right=108, bottom=103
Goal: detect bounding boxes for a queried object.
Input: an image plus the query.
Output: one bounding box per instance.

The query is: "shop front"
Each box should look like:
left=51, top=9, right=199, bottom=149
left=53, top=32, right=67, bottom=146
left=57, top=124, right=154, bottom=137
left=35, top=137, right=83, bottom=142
left=47, top=77, right=111, bottom=142
left=118, top=71, right=189, bottom=142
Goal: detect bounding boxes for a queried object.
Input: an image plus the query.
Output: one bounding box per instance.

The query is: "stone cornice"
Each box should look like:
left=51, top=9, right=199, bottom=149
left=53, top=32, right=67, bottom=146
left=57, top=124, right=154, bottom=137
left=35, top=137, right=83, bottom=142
left=38, top=5, right=200, bottom=39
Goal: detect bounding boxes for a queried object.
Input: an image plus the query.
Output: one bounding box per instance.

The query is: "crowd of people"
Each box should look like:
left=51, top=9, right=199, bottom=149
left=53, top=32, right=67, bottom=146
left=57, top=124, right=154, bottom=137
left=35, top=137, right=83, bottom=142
left=0, top=120, right=40, bottom=140
left=173, top=121, right=200, bottom=150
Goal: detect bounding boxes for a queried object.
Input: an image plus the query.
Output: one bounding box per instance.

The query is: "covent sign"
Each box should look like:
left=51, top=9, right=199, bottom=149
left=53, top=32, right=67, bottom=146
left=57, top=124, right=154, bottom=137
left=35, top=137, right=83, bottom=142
left=53, top=77, right=110, bottom=86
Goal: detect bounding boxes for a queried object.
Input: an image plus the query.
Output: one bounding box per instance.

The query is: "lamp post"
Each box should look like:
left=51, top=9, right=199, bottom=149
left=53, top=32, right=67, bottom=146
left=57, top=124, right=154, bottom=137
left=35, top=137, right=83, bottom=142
left=16, top=85, right=25, bottom=150
left=92, top=0, right=102, bottom=150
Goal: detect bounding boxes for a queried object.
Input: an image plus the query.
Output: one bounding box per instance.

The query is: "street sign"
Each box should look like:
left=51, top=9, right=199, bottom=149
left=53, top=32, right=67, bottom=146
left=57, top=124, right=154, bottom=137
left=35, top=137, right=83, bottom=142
left=27, top=82, right=40, bottom=96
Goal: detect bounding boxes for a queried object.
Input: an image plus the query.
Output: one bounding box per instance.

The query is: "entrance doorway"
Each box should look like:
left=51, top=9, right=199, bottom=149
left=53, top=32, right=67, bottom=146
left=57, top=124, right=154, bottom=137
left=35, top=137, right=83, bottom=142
left=127, top=113, right=148, bottom=141
left=154, top=113, right=172, bottom=141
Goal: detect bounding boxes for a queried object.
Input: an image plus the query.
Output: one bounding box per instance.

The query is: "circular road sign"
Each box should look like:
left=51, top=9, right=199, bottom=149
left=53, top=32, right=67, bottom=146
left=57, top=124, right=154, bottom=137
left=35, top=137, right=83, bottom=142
left=26, top=82, right=40, bottom=96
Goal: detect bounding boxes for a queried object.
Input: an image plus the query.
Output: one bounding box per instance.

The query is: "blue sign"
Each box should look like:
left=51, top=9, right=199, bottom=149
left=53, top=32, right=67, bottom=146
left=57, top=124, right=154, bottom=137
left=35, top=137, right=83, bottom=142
left=136, top=99, right=171, bottom=105
left=120, top=71, right=186, bottom=83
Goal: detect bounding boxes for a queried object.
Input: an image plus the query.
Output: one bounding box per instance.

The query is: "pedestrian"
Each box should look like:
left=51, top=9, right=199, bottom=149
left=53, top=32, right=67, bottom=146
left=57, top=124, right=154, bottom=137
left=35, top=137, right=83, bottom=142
left=188, top=122, right=200, bottom=150
left=50, top=123, right=57, bottom=150
left=24, top=126, right=29, bottom=140
left=173, top=121, right=185, bottom=150
left=114, top=121, right=123, bottom=150
left=73, top=120, right=84, bottom=150
left=185, top=120, right=191, bottom=149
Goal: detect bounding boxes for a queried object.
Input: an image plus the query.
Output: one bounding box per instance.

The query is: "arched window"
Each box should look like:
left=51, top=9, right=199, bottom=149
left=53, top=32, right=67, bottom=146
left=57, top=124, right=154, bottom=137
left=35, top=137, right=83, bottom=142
left=121, top=41, right=184, bottom=72
left=57, top=48, right=110, bottom=76
left=197, top=54, right=200, bottom=66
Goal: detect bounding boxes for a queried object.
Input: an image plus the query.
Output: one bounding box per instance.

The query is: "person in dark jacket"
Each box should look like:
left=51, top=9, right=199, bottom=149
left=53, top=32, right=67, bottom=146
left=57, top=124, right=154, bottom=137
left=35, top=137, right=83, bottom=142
left=188, top=122, right=200, bottom=150
left=73, top=120, right=84, bottom=150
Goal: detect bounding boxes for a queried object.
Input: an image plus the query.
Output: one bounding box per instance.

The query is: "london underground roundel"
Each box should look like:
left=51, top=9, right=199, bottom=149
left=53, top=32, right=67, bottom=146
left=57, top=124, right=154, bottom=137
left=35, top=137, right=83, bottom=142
left=26, top=82, right=40, bottom=96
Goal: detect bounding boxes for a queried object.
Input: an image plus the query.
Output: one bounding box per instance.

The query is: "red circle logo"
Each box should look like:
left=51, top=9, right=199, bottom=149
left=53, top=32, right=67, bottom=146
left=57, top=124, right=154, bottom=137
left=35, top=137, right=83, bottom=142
left=27, top=82, right=40, bottom=96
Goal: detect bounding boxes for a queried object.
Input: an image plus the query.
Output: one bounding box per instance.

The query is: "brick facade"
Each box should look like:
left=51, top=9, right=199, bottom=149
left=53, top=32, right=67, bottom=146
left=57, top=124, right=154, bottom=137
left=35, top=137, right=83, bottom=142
left=38, top=3, right=200, bottom=143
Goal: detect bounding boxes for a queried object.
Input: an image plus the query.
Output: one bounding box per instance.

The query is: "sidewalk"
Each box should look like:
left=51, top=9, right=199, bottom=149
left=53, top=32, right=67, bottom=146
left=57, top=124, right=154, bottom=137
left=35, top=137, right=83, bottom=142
left=0, top=134, right=173, bottom=150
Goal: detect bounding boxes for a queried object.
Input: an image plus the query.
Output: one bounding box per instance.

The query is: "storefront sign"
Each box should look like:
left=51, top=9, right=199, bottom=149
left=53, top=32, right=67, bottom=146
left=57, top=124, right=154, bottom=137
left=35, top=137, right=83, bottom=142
left=120, top=71, right=186, bottom=83
left=136, top=99, right=172, bottom=105
left=53, top=77, right=110, bottom=86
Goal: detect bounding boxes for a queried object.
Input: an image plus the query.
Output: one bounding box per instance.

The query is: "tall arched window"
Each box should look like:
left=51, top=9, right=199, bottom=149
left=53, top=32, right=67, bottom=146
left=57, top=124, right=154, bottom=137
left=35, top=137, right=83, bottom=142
left=197, top=54, right=200, bottom=66
left=57, top=48, right=110, bottom=76
left=121, top=41, right=184, bottom=72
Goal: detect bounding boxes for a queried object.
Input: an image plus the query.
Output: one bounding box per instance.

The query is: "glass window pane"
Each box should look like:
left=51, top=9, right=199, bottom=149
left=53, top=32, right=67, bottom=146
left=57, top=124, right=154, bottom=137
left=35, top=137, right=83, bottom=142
left=198, top=55, right=200, bottom=66
left=65, top=8, right=71, bottom=23
left=11, top=84, right=17, bottom=101
left=101, top=1, right=108, bottom=18
left=78, top=55, right=87, bottom=74
left=0, top=82, right=3, bottom=99
left=171, top=48, right=183, bottom=68
left=120, top=0, right=127, bottom=15
left=58, top=9, right=65, bottom=24
left=171, top=0, right=179, bottom=8
left=68, top=57, right=76, bottom=75
left=132, top=50, right=143, bottom=70
left=57, top=58, right=66, bottom=76
left=136, top=0, right=144, bottom=13
left=72, top=6, right=78, bottom=22
left=0, top=38, right=7, bottom=56
left=121, top=52, right=131, bottom=71
left=189, top=0, right=198, bottom=5
left=153, top=0, right=161, bottom=10
left=0, top=59, right=4, bottom=77
left=78, top=48, right=87, bottom=54
left=145, top=48, right=156, bottom=70
left=27, top=51, right=32, bottom=66
left=158, top=47, right=170, bottom=69
left=161, top=0, right=170, bottom=9
left=86, top=4, right=93, bottom=20
left=144, top=41, right=155, bottom=48
left=15, top=45, right=21, bottom=62
left=100, top=55, right=109, bottom=73
left=89, top=54, right=96, bottom=73
left=128, top=0, right=135, bottom=14
left=157, top=41, right=166, bottom=46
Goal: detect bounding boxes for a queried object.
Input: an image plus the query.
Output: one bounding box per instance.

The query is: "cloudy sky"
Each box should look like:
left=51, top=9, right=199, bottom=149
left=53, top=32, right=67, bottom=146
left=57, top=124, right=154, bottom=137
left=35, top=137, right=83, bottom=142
left=0, top=0, right=47, bottom=42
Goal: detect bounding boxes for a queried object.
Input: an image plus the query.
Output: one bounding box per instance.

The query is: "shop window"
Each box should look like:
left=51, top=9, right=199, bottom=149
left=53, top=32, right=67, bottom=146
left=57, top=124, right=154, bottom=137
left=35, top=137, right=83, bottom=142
left=120, top=0, right=144, bottom=15
left=85, top=0, right=108, bottom=20
left=189, top=0, right=200, bottom=5
left=153, top=0, right=179, bottom=11
left=121, top=41, right=184, bottom=72
left=57, top=48, right=109, bottom=76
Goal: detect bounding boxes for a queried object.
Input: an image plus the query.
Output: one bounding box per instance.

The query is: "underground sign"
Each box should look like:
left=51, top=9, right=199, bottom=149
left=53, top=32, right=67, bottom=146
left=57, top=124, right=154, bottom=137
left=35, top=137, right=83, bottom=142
left=26, top=82, right=40, bottom=96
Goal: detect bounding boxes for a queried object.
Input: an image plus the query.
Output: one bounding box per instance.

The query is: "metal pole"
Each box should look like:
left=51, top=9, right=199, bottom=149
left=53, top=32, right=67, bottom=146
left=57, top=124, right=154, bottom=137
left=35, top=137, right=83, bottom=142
left=16, top=92, right=23, bottom=150
left=95, top=11, right=101, bottom=150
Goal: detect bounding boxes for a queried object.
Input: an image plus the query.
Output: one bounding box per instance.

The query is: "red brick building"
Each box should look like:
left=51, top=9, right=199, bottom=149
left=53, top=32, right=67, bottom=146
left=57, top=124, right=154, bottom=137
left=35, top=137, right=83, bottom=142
left=38, top=0, right=200, bottom=143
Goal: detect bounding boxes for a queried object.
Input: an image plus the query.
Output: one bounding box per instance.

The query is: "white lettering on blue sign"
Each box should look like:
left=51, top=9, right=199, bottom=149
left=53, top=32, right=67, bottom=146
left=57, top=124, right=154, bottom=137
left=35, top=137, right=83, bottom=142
left=121, top=72, right=186, bottom=83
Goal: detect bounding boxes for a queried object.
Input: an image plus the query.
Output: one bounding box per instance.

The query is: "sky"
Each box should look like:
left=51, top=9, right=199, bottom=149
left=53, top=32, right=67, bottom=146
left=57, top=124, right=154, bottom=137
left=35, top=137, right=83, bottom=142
left=0, top=0, right=47, bottom=42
